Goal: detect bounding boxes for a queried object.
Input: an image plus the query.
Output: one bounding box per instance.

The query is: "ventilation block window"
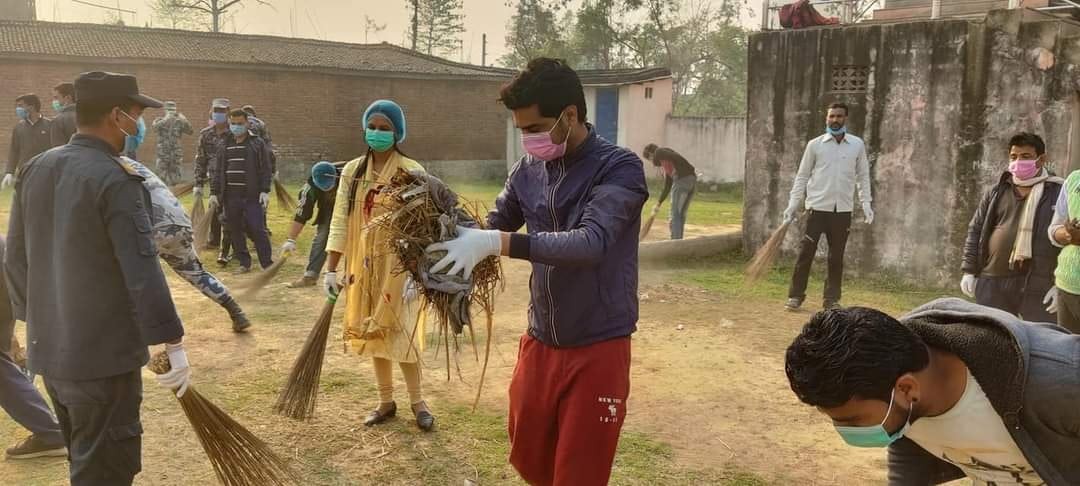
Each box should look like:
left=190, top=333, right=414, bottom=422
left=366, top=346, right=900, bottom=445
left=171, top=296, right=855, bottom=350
left=830, top=65, right=870, bottom=94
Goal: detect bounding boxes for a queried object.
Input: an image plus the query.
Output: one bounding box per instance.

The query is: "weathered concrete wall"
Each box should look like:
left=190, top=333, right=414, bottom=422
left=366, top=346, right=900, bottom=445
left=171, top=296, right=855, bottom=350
left=664, top=116, right=746, bottom=183
left=745, top=9, right=1080, bottom=284
left=618, top=78, right=674, bottom=154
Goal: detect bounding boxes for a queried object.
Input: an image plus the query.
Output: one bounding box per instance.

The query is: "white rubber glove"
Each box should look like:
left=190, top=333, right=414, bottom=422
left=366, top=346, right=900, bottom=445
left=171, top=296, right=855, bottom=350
left=1044, top=286, right=1059, bottom=314
left=192, top=185, right=202, bottom=196
left=783, top=202, right=800, bottom=224
left=960, top=274, right=977, bottom=298
left=208, top=195, right=219, bottom=208
left=1, top=173, right=13, bottom=190
left=155, top=342, right=192, bottom=398
left=426, top=226, right=502, bottom=280
left=282, top=239, right=297, bottom=255
left=259, top=192, right=270, bottom=209
left=863, top=203, right=874, bottom=225
left=403, top=276, right=419, bottom=302
left=324, top=271, right=341, bottom=299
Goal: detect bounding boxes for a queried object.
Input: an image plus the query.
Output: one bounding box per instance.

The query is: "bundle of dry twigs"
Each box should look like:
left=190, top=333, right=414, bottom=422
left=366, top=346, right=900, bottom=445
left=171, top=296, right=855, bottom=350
left=274, top=295, right=337, bottom=420
left=745, top=220, right=791, bottom=285
left=171, top=181, right=196, bottom=198
left=274, top=179, right=295, bottom=211
left=372, top=169, right=502, bottom=409
left=148, top=352, right=298, bottom=486
left=192, top=197, right=214, bottom=252
left=234, top=255, right=290, bottom=299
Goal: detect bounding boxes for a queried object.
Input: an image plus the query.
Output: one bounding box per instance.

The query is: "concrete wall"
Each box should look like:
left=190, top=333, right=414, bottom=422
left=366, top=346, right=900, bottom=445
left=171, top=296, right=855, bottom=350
left=618, top=78, right=674, bottom=154
left=745, top=9, right=1080, bottom=284
left=664, top=116, right=746, bottom=183
left=0, top=58, right=509, bottom=181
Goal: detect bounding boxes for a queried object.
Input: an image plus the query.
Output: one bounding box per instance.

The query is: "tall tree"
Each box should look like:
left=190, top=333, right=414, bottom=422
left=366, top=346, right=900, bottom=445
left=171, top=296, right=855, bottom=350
left=151, top=0, right=204, bottom=30
left=501, top=0, right=576, bottom=68
left=166, top=0, right=271, bottom=33
left=407, top=0, right=466, bottom=57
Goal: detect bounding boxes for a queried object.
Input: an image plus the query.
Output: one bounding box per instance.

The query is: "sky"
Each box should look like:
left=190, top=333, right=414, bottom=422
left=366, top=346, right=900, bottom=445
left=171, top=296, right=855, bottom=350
left=35, top=0, right=761, bottom=67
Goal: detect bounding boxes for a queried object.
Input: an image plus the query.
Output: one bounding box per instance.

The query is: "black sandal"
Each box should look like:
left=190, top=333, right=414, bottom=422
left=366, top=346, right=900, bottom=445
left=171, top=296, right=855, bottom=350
left=413, top=402, right=435, bottom=431
left=364, top=402, right=396, bottom=427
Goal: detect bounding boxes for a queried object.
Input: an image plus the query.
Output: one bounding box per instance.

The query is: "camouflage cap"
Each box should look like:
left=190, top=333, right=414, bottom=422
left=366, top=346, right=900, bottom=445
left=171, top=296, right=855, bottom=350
left=211, top=98, right=230, bottom=109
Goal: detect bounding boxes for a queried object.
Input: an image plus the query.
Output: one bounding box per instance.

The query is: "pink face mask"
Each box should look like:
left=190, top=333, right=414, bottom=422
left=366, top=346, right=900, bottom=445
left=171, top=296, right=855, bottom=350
left=521, top=112, right=571, bottom=162
left=1009, top=159, right=1040, bottom=180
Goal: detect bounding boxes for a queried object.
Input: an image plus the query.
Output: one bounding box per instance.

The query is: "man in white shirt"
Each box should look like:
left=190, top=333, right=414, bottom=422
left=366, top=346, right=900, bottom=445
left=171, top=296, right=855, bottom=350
left=785, top=299, right=1080, bottom=485
left=783, top=102, right=873, bottom=311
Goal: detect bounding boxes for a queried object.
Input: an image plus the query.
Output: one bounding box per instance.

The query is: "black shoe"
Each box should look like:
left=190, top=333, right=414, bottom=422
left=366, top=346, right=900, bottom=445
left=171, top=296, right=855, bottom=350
left=784, top=297, right=803, bottom=311
left=364, top=402, right=397, bottom=427
left=5, top=434, right=66, bottom=460
left=823, top=301, right=841, bottom=311
left=413, top=402, right=435, bottom=432
left=231, top=312, right=251, bottom=333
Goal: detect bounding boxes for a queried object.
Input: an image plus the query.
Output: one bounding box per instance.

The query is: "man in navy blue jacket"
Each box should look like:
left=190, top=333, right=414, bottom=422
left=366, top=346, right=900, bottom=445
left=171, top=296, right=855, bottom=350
left=427, top=58, right=648, bottom=486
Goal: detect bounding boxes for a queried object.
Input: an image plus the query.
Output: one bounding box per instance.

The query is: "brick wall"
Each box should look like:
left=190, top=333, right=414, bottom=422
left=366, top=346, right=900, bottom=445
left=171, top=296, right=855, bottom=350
left=0, top=59, right=509, bottom=181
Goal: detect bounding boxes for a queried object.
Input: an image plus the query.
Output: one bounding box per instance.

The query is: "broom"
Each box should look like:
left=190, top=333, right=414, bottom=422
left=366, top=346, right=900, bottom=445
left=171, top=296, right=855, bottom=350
left=171, top=181, right=196, bottom=198
left=745, top=219, right=792, bottom=285
left=639, top=203, right=661, bottom=241
left=148, top=351, right=299, bottom=486
left=235, top=254, right=291, bottom=299
left=274, top=179, right=295, bottom=212
left=193, top=197, right=215, bottom=252
left=273, top=293, right=337, bottom=420
left=190, top=192, right=206, bottom=235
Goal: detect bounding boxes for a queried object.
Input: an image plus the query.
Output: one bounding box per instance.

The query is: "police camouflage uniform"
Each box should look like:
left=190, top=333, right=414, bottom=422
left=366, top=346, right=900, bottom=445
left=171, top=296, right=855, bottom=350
left=194, top=124, right=232, bottom=251
left=151, top=113, right=193, bottom=186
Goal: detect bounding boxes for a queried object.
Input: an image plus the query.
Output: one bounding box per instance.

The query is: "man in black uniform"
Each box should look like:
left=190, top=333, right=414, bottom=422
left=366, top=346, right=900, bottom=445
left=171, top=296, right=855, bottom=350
left=195, top=98, right=233, bottom=263
left=49, top=82, right=76, bottom=148
left=282, top=161, right=343, bottom=288
left=5, top=72, right=191, bottom=485
left=5, top=94, right=52, bottom=190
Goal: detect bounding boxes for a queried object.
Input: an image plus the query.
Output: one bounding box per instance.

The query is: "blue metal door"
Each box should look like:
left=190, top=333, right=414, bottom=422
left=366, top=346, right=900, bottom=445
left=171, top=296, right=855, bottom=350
left=595, top=88, right=619, bottom=144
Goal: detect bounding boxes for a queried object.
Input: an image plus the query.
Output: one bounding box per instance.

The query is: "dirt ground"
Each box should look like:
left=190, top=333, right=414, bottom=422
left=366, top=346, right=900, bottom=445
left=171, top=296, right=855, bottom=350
left=0, top=211, right=891, bottom=485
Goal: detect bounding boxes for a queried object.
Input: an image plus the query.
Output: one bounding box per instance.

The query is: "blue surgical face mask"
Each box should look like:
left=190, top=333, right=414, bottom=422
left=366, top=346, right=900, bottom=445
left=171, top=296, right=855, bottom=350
left=121, top=112, right=146, bottom=153
left=15, top=107, right=28, bottom=120
left=230, top=123, right=247, bottom=137
left=365, top=128, right=396, bottom=153
left=827, top=124, right=847, bottom=137
left=834, top=389, right=913, bottom=448
left=52, top=100, right=63, bottom=112
left=212, top=112, right=228, bottom=125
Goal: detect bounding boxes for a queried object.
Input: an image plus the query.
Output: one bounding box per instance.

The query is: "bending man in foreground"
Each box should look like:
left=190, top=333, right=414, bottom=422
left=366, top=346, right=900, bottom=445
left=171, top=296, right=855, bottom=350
left=426, top=58, right=648, bottom=486
left=785, top=299, right=1080, bottom=484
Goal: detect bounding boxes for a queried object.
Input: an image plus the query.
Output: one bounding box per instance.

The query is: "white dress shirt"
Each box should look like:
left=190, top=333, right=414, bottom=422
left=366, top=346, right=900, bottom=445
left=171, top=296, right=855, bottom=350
left=788, top=132, right=873, bottom=213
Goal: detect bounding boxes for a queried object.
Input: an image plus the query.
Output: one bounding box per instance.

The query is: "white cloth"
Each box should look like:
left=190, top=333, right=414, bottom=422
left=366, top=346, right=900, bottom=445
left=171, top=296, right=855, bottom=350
left=788, top=133, right=872, bottom=213
left=906, top=369, right=1043, bottom=485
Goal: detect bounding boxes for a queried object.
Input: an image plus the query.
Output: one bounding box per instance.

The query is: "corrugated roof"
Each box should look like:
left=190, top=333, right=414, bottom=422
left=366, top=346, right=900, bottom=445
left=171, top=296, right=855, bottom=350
left=0, top=20, right=511, bottom=79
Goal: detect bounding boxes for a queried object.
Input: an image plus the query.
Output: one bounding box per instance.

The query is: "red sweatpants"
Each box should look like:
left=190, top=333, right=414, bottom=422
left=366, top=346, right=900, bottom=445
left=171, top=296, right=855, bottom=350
left=508, top=335, right=632, bottom=486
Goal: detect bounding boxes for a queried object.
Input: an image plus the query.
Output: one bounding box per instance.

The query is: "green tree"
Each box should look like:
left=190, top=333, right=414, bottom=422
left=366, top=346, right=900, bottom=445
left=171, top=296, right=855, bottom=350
left=501, top=0, right=577, bottom=68
left=151, top=0, right=205, bottom=30
left=406, top=0, right=466, bottom=57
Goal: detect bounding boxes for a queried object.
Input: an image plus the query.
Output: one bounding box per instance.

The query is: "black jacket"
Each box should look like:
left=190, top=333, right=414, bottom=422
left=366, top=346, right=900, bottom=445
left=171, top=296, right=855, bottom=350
left=211, top=133, right=272, bottom=200
left=293, top=162, right=344, bottom=226
left=961, top=172, right=1061, bottom=291
left=49, top=104, right=76, bottom=148
left=0, top=237, right=12, bottom=355
left=4, top=135, right=184, bottom=380
left=889, top=299, right=1080, bottom=485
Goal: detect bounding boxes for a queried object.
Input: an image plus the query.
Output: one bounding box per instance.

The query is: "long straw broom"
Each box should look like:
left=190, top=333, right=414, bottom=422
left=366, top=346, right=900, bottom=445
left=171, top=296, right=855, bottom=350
left=639, top=204, right=661, bottom=241
left=235, top=254, right=290, bottom=299
left=274, top=293, right=337, bottom=420
left=193, top=198, right=214, bottom=252
left=171, top=181, right=196, bottom=198
left=745, top=220, right=792, bottom=285
left=274, top=179, right=295, bottom=211
left=149, top=352, right=299, bottom=486
left=190, top=192, right=205, bottom=237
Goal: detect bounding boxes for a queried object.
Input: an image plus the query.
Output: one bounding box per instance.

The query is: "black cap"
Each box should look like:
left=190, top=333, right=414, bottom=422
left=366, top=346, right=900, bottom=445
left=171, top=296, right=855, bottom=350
left=74, top=71, right=163, bottom=108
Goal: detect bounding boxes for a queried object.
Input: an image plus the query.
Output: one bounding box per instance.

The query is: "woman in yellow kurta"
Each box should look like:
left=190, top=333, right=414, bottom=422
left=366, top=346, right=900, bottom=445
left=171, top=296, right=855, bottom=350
left=324, top=100, right=433, bottom=431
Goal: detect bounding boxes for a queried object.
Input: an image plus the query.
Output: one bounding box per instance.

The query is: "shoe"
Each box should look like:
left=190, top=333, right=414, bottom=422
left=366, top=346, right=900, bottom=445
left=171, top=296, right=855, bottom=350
left=364, top=402, right=397, bottom=427
left=206, top=242, right=220, bottom=250
left=5, top=434, right=66, bottom=460
left=823, top=301, right=841, bottom=311
left=288, top=275, right=318, bottom=288
left=216, top=253, right=231, bottom=266
left=784, top=298, right=803, bottom=311
left=231, top=312, right=251, bottom=333
left=413, top=402, right=435, bottom=432
left=234, top=266, right=251, bottom=275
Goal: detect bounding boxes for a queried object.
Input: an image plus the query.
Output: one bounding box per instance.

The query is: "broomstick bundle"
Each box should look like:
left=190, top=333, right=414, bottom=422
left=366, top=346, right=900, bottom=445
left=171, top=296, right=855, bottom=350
left=149, top=352, right=297, bottom=486
left=745, top=220, right=791, bottom=285
left=273, top=179, right=295, bottom=212
left=171, top=181, right=196, bottom=198
left=372, top=169, right=502, bottom=409
left=274, top=295, right=337, bottom=420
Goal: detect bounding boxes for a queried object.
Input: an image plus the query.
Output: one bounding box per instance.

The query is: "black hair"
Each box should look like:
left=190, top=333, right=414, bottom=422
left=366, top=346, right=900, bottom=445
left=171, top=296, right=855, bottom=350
left=15, top=94, right=41, bottom=112
left=76, top=98, right=135, bottom=126
left=228, top=109, right=249, bottom=120
left=53, top=82, right=75, bottom=100
left=1009, top=132, right=1046, bottom=156
left=827, top=102, right=849, bottom=116
left=643, top=143, right=660, bottom=166
left=499, top=57, right=588, bottom=122
left=785, top=307, right=930, bottom=408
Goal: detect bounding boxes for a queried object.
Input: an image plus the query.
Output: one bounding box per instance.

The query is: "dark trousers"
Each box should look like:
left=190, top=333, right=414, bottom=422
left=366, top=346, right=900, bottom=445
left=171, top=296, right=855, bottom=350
left=44, top=371, right=142, bottom=486
left=226, top=196, right=273, bottom=269
left=0, top=351, right=63, bottom=444
left=305, top=221, right=331, bottom=277
left=789, top=210, right=852, bottom=303
left=975, top=275, right=1055, bottom=324
left=209, top=204, right=223, bottom=247
left=1057, top=288, right=1080, bottom=333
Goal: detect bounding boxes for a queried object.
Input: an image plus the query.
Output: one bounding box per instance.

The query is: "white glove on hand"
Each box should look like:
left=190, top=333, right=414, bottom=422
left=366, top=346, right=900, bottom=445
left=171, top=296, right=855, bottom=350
left=259, top=192, right=270, bottom=209
left=960, top=274, right=977, bottom=298
left=282, top=239, right=297, bottom=255
left=1044, top=287, right=1059, bottom=314
left=426, top=226, right=502, bottom=280
left=863, top=203, right=875, bottom=225
left=1, top=173, right=13, bottom=190
left=324, top=271, right=341, bottom=299
left=783, top=203, right=799, bottom=224
left=403, top=276, right=419, bottom=302
left=193, top=185, right=203, bottom=196
left=155, top=342, right=192, bottom=398
left=208, top=195, right=219, bottom=208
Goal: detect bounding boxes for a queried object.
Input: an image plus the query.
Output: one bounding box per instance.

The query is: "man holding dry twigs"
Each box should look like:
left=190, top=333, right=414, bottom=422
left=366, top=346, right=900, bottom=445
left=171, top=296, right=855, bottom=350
left=4, top=72, right=190, bottom=486
left=426, top=58, right=648, bottom=486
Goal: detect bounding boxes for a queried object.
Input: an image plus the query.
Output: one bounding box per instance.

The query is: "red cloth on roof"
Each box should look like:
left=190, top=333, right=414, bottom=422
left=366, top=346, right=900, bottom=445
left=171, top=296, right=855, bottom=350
left=779, top=0, right=840, bottom=29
